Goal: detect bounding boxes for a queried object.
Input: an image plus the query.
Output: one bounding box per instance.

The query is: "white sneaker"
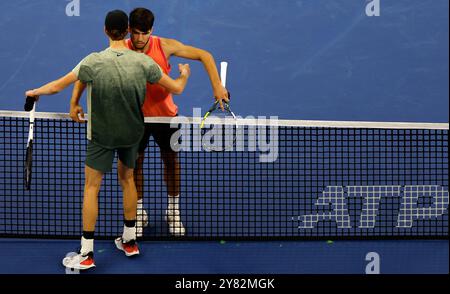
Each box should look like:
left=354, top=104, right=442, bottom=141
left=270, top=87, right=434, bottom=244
left=136, top=209, right=149, bottom=238
left=114, top=237, right=140, bottom=257
left=62, top=251, right=95, bottom=270
left=165, top=209, right=185, bottom=236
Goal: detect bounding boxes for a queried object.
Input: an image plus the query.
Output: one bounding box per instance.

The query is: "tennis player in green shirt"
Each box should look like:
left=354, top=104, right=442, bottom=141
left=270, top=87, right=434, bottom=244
left=25, top=10, right=191, bottom=270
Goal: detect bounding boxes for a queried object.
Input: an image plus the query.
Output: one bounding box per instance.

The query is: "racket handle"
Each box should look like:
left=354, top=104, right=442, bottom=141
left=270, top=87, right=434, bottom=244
left=220, top=61, right=228, bottom=87
left=24, top=96, right=36, bottom=112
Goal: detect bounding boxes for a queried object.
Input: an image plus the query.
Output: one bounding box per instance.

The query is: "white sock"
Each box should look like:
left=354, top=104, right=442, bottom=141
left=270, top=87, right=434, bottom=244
left=137, top=199, right=143, bottom=211
left=122, top=225, right=136, bottom=242
left=80, top=237, right=94, bottom=255
left=168, top=195, right=180, bottom=211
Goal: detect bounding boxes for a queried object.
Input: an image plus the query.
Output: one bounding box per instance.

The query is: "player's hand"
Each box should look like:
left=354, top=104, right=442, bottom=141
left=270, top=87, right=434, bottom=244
left=70, top=104, right=86, bottom=123
left=213, top=85, right=229, bottom=111
left=25, top=90, right=40, bottom=101
left=179, top=64, right=191, bottom=78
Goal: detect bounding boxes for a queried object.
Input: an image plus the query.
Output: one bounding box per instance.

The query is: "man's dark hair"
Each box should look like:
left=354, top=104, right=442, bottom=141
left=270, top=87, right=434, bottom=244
left=106, top=29, right=128, bottom=41
left=105, top=10, right=128, bottom=40
left=130, top=8, right=155, bottom=32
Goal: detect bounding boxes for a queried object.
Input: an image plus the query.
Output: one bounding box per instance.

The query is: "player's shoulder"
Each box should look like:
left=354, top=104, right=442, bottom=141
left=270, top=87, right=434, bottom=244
left=126, top=48, right=149, bottom=59
left=81, top=48, right=127, bottom=66
left=159, top=36, right=180, bottom=47
left=83, top=49, right=108, bottom=60
left=125, top=49, right=157, bottom=66
left=78, top=51, right=101, bottom=66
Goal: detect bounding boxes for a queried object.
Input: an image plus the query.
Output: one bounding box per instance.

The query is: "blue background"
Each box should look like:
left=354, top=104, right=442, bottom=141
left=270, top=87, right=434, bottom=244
left=0, top=0, right=448, bottom=122
left=0, top=0, right=448, bottom=274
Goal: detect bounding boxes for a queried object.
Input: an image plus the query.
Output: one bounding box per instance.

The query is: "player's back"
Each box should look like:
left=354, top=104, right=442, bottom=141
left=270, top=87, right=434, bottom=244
left=75, top=48, right=162, bottom=148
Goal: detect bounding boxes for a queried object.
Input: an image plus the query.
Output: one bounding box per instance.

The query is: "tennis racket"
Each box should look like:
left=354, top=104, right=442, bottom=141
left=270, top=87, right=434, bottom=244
left=200, top=61, right=238, bottom=152
left=24, top=96, right=36, bottom=190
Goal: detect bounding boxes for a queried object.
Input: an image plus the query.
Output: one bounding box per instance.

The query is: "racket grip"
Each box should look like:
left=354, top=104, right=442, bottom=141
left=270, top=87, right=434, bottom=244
left=220, top=61, right=228, bottom=87
left=24, top=96, right=36, bottom=112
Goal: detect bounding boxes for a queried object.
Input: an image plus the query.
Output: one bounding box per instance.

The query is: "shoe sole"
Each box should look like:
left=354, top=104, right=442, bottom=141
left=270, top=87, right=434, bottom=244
left=62, top=257, right=96, bottom=270
left=114, top=238, right=140, bottom=257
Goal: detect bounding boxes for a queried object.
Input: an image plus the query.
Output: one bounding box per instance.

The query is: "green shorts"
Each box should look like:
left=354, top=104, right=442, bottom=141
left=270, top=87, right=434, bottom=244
left=85, top=141, right=140, bottom=173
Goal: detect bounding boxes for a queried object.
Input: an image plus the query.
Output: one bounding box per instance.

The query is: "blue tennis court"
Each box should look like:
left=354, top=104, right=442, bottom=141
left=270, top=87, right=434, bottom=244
left=0, top=0, right=448, bottom=277
left=0, top=239, right=447, bottom=274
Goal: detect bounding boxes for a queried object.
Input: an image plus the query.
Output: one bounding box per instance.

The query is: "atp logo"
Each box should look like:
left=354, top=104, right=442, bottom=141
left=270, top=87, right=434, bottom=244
left=298, top=185, right=448, bottom=230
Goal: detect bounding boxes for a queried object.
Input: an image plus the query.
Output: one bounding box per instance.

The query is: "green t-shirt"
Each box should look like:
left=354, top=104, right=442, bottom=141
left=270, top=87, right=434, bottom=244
left=72, top=48, right=163, bottom=149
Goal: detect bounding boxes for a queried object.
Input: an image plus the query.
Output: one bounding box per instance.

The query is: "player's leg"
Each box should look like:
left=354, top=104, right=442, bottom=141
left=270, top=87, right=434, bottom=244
left=161, top=150, right=180, bottom=196
left=134, top=151, right=149, bottom=235
left=134, top=152, right=145, bottom=201
left=160, top=149, right=184, bottom=236
left=115, top=145, right=140, bottom=256
left=134, top=125, right=152, bottom=237
left=150, top=121, right=185, bottom=236
left=63, top=142, right=110, bottom=270
left=82, top=165, right=103, bottom=239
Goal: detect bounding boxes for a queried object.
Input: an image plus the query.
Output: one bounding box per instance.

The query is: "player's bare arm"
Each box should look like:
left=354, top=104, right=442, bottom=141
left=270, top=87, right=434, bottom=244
left=70, top=81, right=87, bottom=123
left=161, top=38, right=229, bottom=106
left=158, top=64, right=191, bottom=95
left=68, top=64, right=190, bottom=123
left=25, top=72, right=78, bottom=98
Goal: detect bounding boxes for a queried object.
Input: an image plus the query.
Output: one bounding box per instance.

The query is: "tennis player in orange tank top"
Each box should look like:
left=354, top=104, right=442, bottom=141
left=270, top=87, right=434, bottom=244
left=126, top=37, right=178, bottom=117
left=128, top=8, right=229, bottom=236
left=70, top=8, right=228, bottom=237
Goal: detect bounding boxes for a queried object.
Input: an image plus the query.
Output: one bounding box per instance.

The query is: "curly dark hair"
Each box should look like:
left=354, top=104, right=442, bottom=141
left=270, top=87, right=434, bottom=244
left=130, top=8, right=155, bottom=32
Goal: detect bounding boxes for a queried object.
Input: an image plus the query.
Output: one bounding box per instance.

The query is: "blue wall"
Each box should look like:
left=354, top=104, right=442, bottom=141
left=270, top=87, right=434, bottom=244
left=0, top=0, right=448, bottom=122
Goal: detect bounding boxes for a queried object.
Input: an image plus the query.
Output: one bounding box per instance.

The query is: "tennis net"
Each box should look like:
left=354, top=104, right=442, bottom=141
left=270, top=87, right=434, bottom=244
left=0, top=110, right=448, bottom=240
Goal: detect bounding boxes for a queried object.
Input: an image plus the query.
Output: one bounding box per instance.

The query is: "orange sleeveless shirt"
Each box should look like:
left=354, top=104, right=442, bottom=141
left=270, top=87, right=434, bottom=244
left=127, top=37, right=178, bottom=117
